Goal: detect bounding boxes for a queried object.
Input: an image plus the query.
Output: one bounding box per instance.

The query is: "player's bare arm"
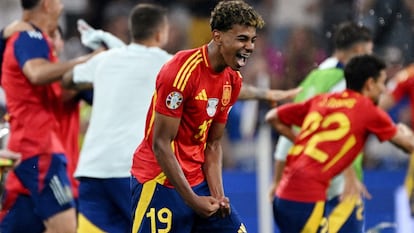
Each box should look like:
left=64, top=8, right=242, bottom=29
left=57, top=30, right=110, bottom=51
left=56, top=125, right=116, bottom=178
left=2, top=21, right=32, bottom=38
left=2, top=21, right=97, bottom=86
left=238, top=84, right=301, bottom=101
left=341, top=165, right=371, bottom=201
left=152, top=112, right=219, bottom=217
left=61, top=69, right=93, bottom=91
left=0, top=149, right=21, bottom=168
left=23, top=51, right=99, bottom=85
left=203, top=121, right=230, bottom=217
left=269, top=159, right=285, bottom=202
left=378, top=92, right=396, bottom=111
left=390, top=123, right=414, bottom=153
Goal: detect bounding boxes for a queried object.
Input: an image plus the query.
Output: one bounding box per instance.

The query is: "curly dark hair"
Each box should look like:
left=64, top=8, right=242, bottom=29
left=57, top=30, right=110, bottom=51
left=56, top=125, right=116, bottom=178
left=210, top=0, right=265, bottom=32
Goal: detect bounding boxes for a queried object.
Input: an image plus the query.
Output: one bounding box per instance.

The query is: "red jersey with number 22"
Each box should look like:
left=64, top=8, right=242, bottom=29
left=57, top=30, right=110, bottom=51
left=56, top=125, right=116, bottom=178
left=276, top=90, right=397, bottom=202
left=131, top=45, right=242, bottom=187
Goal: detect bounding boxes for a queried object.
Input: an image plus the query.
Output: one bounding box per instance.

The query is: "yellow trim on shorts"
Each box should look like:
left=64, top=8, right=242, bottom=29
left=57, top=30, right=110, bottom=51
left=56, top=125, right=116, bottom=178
left=77, top=213, right=105, bottom=233
left=301, top=201, right=325, bottom=233
left=132, top=173, right=167, bottom=232
left=328, top=197, right=359, bottom=233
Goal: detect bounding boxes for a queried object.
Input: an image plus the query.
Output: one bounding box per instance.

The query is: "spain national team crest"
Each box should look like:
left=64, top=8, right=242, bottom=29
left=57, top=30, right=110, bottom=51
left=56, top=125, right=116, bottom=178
left=222, top=84, right=232, bottom=106
left=207, top=98, right=219, bottom=117
left=166, top=91, right=183, bottom=109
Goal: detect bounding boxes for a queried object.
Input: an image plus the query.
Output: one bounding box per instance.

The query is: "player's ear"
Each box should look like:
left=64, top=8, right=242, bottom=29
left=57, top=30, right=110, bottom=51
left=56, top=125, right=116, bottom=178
left=365, top=77, right=376, bottom=91
left=212, top=30, right=222, bottom=45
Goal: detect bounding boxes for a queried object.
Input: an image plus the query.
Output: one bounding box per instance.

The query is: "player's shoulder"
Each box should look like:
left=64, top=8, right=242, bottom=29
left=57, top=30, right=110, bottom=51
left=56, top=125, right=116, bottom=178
left=13, top=30, right=44, bottom=42
left=8, top=30, right=48, bottom=49
left=161, top=47, right=204, bottom=77
left=171, top=47, right=203, bottom=66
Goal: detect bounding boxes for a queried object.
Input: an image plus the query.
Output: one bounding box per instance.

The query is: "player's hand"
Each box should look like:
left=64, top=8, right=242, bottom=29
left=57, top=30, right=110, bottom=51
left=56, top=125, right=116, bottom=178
left=3, top=21, right=32, bottom=39
left=190, top=195, right=220, bottom=218
left=341, top=174, right=372, bottom=201
left=268, top=182, right=277, bottom=202
left=216, top=196, right=231, bottom=218
left=77, top=19, right=126, bottom=50
left=265, top=87, right=302, bottom=102
left=397, top=123, right=414, bottom=137
left=0, top=149, right=21, bottom=169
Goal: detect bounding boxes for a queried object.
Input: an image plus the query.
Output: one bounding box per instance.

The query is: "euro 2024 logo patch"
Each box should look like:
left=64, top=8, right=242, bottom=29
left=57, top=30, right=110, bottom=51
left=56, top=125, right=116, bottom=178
left=166, top=91, right=183, bottom=109
left=207, top=98, right=219, bottom=117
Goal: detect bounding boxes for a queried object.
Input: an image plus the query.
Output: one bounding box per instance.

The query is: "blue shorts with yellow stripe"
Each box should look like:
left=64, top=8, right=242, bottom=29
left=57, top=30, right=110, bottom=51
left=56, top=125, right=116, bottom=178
left=131, top=176, right=247, bottom=233
left=325, top=196, right=364, bottom=233
left=273, top=196, right=327, bottom=233
left=273, top=196, right=364, bottom=233
left=77, top=177, right=131, bottom=233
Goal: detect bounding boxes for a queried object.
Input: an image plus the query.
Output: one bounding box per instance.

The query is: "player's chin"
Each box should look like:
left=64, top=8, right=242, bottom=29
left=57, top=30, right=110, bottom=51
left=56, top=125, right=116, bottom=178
left=229, top=66, right=241, bottom=71
left=229, top=62, right=243, bottom=71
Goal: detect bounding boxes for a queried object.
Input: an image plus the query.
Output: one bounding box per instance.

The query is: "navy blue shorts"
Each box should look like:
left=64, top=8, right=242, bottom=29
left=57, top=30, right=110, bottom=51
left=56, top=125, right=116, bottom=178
left=77, top=177, right=130, bottom=233
left=273, top=196, right=327, bottom=233
left=0, top=153, right=75, bottom=233
left=131, top=176, right=247, bottom=233
left=325, top=196, right=364, bottom=233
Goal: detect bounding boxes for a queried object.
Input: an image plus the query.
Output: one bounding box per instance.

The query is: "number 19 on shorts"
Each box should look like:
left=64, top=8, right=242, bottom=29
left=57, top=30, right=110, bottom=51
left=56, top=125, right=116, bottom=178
left=146, top=207, right=172, bottom=233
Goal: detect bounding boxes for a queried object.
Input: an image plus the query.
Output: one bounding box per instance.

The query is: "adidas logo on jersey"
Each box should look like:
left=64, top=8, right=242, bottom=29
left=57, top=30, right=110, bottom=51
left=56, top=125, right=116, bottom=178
left=195, top=89, right=207, bottom=100
left=27, top=31, right=43, bottom=40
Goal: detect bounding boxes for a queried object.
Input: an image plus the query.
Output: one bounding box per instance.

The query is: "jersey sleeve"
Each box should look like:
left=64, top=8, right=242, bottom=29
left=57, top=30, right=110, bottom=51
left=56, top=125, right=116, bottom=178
left=366, top=106, right=398, bottom=142
left=277, top=100, right=311, bottom=127
left=154, top=59, right=193, bottom=118
left=13, top=31, right=49, bottom=69
left=73, top=52, right=106, bottom=83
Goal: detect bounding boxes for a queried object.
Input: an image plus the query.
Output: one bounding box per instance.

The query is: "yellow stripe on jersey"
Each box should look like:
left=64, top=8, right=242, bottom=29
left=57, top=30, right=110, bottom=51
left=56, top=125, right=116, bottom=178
left=322, top=135, right=356, bottom=172
left=180, top=58, right=202, bottom=91
left=236, top=71, right=243, bottom=79
left=328, top=197, right=359, bottom=233
left=145, top=91, right=157, bottom=140
left=173, top=51, right=201, bottom=87
left=173, top=51, right=202, bottom=91
left=202, top=45, right=209, bottom=67
left=132, top=173, right=167, bottom=233
left=301, top=201, right=324, bottom=233
left=77, top=214, right=105, bottom=233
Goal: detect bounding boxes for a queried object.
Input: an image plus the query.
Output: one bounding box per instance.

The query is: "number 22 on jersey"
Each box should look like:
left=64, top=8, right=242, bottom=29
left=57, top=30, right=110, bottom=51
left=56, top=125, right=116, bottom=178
left=289, top=111, right=356, bottom=170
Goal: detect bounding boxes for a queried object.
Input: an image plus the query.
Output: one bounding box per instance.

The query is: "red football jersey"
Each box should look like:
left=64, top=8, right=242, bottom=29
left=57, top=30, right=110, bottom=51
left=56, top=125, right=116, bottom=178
left=131, top=45, right=242, bottom=187
left=276, top=90, right=397, bottom=202
left=2, top=29, right=65, bottom=159
left=391, top=65, right=414, bottom=127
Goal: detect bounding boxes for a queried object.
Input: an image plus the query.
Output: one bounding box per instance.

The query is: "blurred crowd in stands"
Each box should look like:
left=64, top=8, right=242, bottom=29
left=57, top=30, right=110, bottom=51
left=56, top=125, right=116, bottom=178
left=1, top=0, right=414, bottom=171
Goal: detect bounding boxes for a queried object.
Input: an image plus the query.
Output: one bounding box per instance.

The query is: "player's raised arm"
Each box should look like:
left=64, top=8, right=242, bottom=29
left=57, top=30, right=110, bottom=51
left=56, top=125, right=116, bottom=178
left=389, top=123, right=414, bottom=154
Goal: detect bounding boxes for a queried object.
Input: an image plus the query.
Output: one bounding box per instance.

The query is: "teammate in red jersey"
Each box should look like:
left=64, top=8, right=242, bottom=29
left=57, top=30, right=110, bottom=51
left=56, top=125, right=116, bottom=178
left=0, top=0, right=95, bottom=232
left=379, top=63, right=414, bottom=218
left=130, top=1, right=264, bottom=232
left=265, top=54, right=414, bottom=233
